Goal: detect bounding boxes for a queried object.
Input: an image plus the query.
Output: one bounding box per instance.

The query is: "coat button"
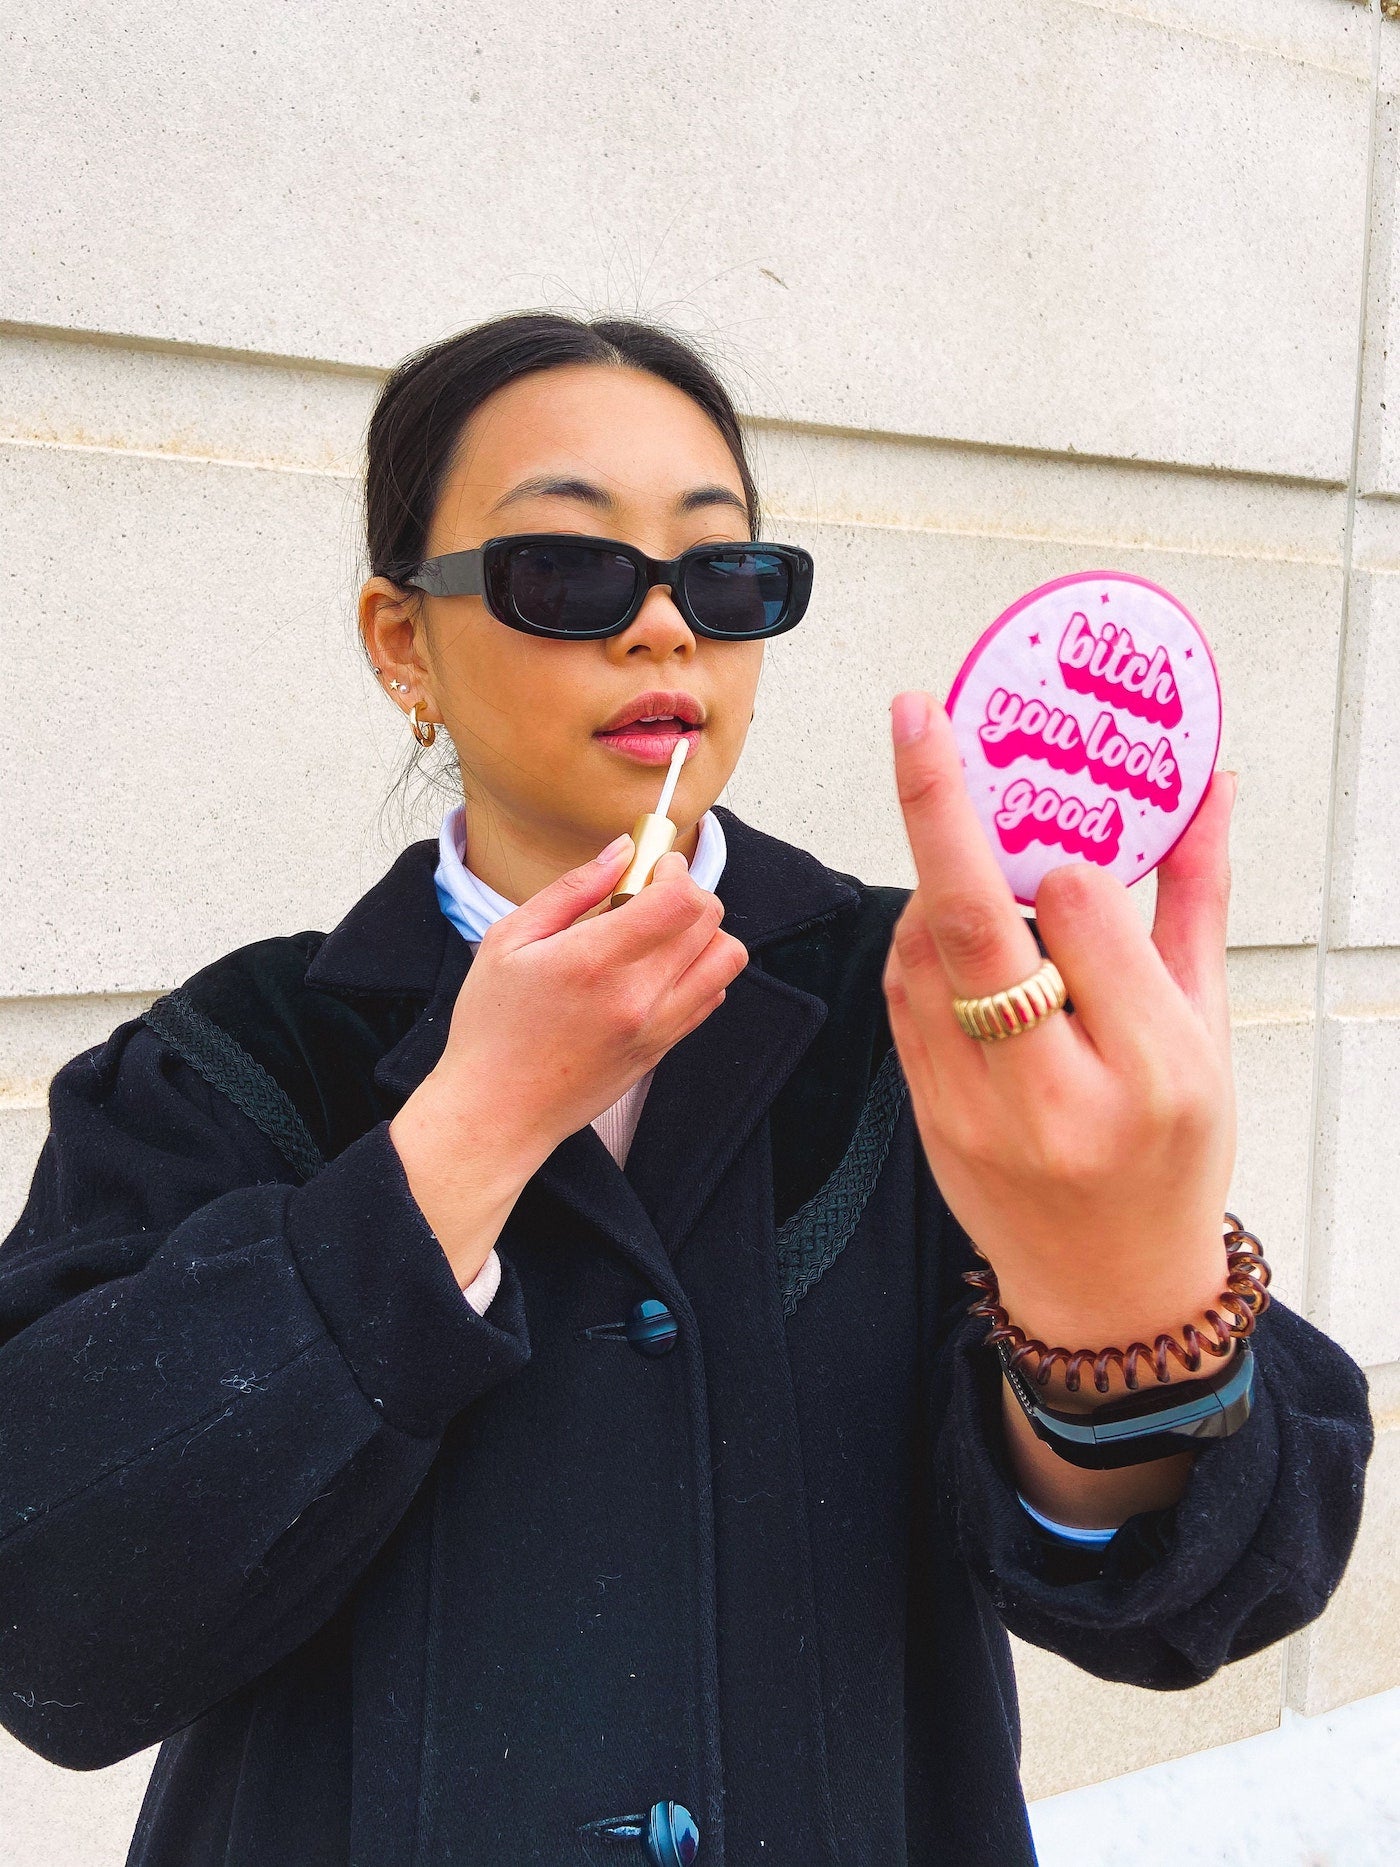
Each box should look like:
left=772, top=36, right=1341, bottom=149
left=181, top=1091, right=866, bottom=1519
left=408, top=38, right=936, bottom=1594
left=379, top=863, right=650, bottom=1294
left=645, top=1799, right=700, bottom=1865
left=626, top=1298, right=678, bottom=1357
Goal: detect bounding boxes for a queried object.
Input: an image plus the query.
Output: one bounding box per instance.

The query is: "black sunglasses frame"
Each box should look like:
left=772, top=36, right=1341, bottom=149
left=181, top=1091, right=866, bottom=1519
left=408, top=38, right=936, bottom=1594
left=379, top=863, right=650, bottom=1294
left=397, top=532, right=813, bottom=641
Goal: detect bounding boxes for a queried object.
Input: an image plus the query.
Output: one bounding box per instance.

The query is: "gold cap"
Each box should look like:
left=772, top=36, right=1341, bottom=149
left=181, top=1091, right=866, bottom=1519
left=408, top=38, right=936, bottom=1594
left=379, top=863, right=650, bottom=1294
left=609, top=811, right=678, bottom=907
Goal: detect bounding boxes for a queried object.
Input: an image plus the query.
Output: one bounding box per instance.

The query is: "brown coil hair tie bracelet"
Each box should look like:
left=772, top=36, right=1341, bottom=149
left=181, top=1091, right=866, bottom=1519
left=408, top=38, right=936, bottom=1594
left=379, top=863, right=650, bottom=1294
left=962, top=1212, right=1272, bottom=1395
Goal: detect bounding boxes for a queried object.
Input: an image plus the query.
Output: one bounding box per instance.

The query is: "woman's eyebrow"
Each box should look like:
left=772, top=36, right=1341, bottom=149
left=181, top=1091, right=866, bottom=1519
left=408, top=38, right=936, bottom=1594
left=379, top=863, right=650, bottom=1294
left=488, top=475, right=747, bottom=516
left=676, top=484, right=749, bottom=515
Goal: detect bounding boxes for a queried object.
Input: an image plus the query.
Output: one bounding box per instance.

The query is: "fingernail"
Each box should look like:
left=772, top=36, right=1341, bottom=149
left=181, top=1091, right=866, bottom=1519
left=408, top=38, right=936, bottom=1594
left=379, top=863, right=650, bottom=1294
left=597, top=833, right=633, bottom=863
left=1222, top=770, right=1239, bottom=807
left=891, top=692, right=931, bottom=745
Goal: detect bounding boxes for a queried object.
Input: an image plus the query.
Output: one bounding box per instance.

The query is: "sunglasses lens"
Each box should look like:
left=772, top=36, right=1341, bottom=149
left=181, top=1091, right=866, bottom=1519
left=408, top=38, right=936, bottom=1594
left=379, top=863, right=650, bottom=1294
left=683, top=549, right=793, bottom=635
left=500, top=540, right=640, bottom=634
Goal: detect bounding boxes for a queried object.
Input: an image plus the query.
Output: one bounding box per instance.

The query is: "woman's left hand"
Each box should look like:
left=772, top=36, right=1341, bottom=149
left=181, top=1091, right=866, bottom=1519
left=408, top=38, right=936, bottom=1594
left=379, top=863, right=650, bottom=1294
left=881, top=689, right=1238, bottom=1399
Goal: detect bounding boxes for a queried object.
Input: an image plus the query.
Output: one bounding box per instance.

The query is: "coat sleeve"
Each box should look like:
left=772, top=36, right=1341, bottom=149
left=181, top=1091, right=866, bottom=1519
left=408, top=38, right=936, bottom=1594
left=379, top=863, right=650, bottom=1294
left=923, top=1182, right=1375, bottom=1690
left=0, top=1014, right=532, bottom=1770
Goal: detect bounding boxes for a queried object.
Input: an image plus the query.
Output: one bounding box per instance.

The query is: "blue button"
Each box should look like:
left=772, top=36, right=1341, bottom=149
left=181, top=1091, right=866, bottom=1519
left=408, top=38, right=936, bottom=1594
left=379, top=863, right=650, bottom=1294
left=645, top=1799, right=700, bottom=1865
left=626, top=1299, right=678, bottom=1357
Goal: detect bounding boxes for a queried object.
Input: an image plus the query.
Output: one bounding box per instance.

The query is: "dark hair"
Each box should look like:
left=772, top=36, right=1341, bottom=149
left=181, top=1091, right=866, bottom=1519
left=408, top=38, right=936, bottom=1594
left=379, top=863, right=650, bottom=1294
left=364, top=310, right=762, bottom=588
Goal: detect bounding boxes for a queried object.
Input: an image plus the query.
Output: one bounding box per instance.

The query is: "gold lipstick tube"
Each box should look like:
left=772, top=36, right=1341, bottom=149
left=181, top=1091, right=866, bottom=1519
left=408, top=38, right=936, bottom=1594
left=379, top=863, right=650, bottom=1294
left=609, top=811, right=678, bottom=908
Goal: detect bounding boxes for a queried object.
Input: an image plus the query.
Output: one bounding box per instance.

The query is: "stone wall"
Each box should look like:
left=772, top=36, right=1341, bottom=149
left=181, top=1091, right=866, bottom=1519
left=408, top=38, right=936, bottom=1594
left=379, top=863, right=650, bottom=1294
left=1, top=0, right=1396, bottom=1854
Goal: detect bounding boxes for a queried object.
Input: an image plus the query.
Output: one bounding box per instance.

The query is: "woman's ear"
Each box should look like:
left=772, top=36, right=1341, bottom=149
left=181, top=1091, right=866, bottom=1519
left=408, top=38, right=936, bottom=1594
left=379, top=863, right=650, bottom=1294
left=359, top=577, right=435, bottom=710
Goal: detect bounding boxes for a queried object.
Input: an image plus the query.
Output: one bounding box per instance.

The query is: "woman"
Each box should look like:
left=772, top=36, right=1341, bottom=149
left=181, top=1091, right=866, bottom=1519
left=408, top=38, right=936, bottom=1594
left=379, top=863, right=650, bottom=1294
left=0, top=313, right=1372, bottom=1867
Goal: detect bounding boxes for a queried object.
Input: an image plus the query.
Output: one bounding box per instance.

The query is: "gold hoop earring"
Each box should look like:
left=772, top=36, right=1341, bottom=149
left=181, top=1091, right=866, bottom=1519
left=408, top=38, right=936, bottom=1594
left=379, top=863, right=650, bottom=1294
left=410, top=702, right=437, bottom=749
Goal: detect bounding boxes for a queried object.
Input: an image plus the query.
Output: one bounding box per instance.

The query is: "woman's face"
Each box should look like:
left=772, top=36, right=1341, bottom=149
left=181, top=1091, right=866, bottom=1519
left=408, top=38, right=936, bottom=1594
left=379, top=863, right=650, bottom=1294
left=362, top=362, right=764, bottom=875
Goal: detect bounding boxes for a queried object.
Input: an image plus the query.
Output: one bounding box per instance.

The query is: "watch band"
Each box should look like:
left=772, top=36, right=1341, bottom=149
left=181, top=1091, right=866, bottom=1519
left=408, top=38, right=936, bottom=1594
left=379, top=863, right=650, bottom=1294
left=1016, top=1493, right=1119, bottom=1545
left=997, top=1337, right=1255, bottom=1470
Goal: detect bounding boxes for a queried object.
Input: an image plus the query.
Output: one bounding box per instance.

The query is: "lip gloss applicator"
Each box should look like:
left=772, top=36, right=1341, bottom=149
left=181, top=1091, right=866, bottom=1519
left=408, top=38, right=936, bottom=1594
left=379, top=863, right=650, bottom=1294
left=609, top=737, right=690, bottom=909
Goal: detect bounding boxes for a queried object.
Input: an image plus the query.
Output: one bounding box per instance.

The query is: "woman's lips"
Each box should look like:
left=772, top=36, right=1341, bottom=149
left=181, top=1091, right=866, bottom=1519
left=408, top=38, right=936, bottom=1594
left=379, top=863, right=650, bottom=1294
left=594, top=721, right=703, bottom=765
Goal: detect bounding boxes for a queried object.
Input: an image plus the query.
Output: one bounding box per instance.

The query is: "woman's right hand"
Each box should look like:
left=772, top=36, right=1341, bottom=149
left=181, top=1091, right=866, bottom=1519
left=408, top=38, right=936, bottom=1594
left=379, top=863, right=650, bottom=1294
left=388, top=833, right=748, bottom=1283
left=427, top=830, right=747, bottom=1158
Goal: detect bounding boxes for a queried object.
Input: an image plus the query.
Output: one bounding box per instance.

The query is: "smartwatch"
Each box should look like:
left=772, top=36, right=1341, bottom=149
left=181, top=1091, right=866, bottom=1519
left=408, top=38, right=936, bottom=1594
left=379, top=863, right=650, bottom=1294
left=997, top=1338, right=1255, bottom=1470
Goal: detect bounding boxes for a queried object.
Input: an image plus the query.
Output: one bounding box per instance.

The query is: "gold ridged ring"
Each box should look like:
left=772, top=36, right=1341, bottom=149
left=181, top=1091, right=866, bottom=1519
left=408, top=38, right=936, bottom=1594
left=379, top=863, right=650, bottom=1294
left=952, top=958, right=1066, bottom=1042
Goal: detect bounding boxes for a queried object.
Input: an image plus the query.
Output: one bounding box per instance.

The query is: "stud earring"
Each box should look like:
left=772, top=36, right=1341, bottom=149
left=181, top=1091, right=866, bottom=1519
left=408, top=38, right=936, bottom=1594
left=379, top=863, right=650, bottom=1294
left=410, top=702, right=437, bottom=749
left=389, top=678, right=408, bottom=693
left=372, top=666, right=382, bottom=676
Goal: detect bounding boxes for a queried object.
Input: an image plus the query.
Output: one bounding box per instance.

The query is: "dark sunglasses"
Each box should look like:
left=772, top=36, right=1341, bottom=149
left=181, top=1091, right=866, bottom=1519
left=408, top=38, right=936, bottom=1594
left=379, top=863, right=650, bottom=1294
left=394, top=532, right=813, bottom=640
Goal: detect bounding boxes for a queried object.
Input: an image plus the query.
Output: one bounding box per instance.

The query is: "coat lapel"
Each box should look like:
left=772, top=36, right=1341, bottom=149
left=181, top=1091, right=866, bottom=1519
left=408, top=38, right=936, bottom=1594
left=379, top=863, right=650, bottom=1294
left=620, top=963, right=828, bottom=1256
left=308, top=808, right=861, bottom=1276
left=619, top=808, right=860, bottom=1254
left=355, top=904, right=670, bottom=1284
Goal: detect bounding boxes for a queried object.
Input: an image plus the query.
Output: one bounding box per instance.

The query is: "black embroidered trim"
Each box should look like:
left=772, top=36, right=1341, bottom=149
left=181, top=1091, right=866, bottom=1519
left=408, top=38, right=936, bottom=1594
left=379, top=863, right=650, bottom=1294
left=776, top=1043, right=908, bottom=1316
left=142, top=988, right=326, bottom=1183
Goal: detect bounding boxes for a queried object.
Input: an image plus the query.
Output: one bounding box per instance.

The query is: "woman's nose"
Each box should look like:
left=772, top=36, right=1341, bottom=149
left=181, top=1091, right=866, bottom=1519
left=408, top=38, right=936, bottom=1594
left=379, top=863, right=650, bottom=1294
left=608, top=584, right=696, bottom=659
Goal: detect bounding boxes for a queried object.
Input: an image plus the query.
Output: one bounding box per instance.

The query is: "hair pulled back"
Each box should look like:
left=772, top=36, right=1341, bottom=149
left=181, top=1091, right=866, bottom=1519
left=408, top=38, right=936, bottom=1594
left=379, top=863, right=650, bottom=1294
left=364, top=311, right=762, bottom=589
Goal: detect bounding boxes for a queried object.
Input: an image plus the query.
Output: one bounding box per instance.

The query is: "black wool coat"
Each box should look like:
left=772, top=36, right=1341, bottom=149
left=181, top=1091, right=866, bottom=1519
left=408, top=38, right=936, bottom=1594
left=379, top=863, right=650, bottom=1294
left=0, top=807, right=1374, bottom=1867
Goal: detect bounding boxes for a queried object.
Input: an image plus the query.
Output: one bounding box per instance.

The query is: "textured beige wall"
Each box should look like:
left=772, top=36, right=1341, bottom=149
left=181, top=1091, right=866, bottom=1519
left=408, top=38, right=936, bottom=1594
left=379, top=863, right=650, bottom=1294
left=1, top=0, right=1396, bottom=1854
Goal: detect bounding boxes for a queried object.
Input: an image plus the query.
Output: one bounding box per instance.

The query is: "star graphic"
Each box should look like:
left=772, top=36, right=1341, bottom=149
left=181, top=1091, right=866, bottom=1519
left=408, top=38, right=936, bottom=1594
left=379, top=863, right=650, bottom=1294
left=1137, top=852, right=1146, bottom=862
left=1028, top=632, right=1041, bottom=646
left=1039, top=678, right=1047, bottom=686
left=1101, top=592, right=1111, bottom=604
left=1185, top=647, right=1194, bottom=659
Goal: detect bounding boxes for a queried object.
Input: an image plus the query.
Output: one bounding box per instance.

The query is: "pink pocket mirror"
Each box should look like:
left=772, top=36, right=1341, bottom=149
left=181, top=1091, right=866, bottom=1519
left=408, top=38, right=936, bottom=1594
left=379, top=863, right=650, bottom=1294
left=946, top=571, right=1222, bottom=906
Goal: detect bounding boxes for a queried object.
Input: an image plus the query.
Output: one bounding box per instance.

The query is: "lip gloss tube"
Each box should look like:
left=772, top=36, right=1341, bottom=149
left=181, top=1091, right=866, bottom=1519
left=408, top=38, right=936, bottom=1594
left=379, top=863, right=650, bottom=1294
left=609, top=739, right=689, bottom=908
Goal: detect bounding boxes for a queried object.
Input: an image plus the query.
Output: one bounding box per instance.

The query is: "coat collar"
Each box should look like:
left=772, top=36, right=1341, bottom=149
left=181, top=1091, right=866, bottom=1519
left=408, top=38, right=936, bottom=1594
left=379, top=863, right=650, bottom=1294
left=305, top=805, right=858, bottom=997
left=305, top=806, right=861, bottom=1268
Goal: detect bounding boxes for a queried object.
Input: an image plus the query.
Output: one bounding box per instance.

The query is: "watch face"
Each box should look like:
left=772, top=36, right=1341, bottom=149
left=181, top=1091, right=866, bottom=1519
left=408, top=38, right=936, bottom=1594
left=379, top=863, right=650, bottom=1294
left=947, top=570, right=1222, bottom=906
